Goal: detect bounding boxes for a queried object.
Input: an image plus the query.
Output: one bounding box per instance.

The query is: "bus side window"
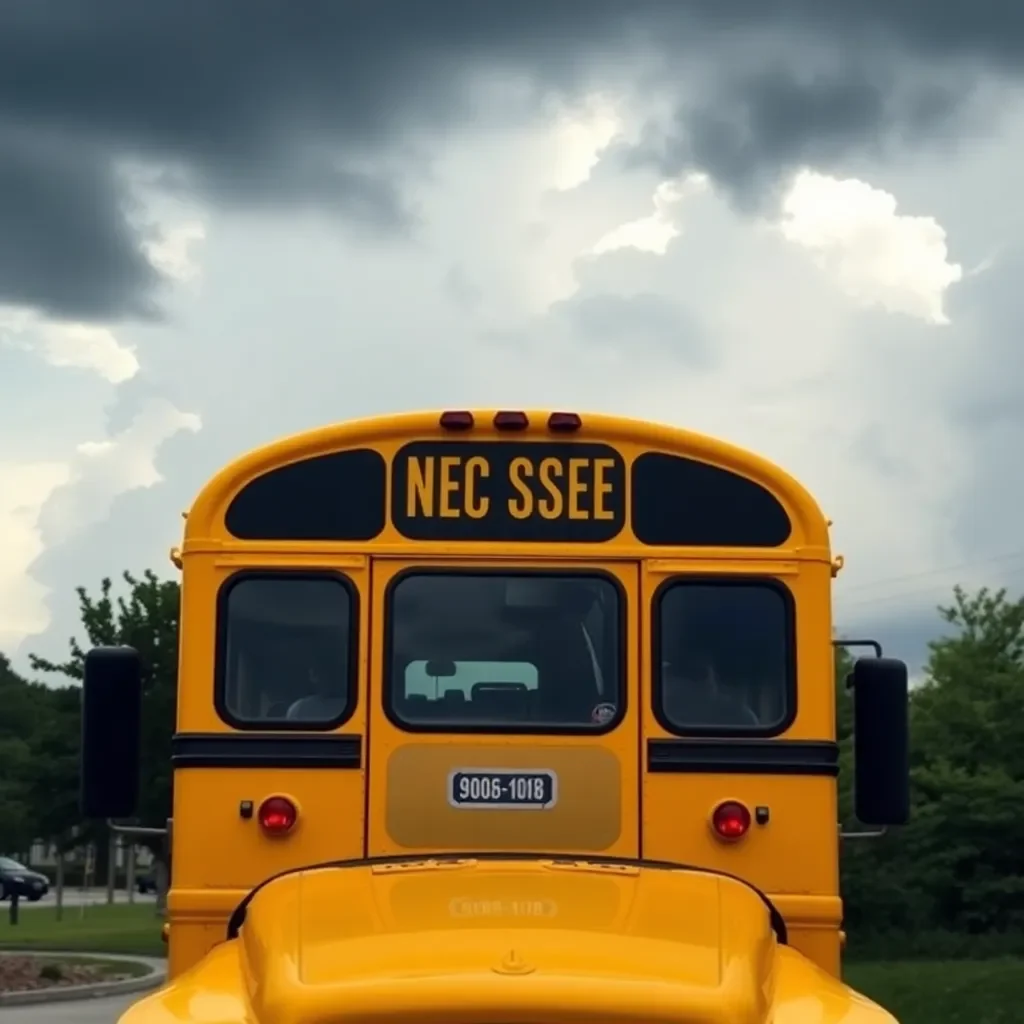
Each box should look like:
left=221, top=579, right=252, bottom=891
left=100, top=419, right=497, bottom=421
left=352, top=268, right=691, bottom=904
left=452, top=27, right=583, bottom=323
left=656, top=581, right=792, bottom=732
left=217, top=574, right=356, bottom=727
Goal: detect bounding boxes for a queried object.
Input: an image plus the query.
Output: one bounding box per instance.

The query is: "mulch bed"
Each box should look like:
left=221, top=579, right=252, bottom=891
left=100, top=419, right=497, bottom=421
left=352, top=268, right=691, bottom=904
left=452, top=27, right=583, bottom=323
left=0, top=954, right=129, bottom=993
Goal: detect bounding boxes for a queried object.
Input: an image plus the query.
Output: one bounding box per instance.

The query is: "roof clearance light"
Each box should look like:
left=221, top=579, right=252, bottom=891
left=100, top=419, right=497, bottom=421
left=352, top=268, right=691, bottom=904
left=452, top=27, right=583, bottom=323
left=439, top=411, right=475, bottom=430
left=711, top=800, right=752, bottom=842
left=547, top=412, right=582, bottom=433
left=258, top=795, right=298, bottom=836
left=493, top=411, right=529, bottom=431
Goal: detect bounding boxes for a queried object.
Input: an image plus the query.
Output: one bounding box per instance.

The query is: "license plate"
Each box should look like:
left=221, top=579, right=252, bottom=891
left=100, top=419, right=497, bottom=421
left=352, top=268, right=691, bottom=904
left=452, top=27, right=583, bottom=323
left=448, top=768, right=557, bottom=810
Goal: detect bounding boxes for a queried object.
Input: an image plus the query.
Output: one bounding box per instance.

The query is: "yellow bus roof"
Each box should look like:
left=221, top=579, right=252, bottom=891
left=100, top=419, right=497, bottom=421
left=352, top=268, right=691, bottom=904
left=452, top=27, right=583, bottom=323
left=183, top=409, right=830, bottom=554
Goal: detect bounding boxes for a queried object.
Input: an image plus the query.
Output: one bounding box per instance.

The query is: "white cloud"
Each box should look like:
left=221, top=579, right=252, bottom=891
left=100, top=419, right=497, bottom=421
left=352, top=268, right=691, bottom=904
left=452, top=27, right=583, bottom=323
left=143, top=220, right=207, bottom=283
left=0, top=306, right=139, bottom=383
left=589, top=174, right=709, bottom=256
left=0, top=462, right=73, bottom=652
left=777, top=169, right=963, bottom=325
left=37, top=322, right=139, bottom=383
left=120, top=158, right=209, bottom=287
left=550, top=99, right=622, bottom=192
left=40, top=400, right=202, bottom=550
left=0, top=399, right=202, bottom=661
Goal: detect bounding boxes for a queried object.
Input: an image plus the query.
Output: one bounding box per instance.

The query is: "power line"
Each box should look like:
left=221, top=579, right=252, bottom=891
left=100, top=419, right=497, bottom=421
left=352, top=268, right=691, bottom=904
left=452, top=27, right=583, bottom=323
left=837, top=563, right=1024, bottom=614
left=836, top=548, right=1024, bottom=596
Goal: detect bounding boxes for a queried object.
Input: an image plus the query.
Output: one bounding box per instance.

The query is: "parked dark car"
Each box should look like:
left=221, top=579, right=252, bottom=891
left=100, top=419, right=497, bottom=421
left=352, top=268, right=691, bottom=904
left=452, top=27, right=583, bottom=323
left=0, top=857, right=49, bottom=901
left=136, top=872, right=157, bottom=894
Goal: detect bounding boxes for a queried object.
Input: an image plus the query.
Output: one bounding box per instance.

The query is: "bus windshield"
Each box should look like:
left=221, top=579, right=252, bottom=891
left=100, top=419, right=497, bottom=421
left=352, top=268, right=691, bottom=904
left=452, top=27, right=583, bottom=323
left=387, top=572, right=622, bottom=729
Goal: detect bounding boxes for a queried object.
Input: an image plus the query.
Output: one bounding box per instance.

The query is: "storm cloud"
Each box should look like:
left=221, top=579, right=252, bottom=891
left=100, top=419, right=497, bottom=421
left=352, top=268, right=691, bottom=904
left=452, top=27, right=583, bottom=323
left=1, top=0, right=1023, bottom=319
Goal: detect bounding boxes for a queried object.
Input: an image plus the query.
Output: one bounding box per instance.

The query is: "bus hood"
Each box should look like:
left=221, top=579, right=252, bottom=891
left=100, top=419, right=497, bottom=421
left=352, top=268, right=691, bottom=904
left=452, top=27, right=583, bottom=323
left=126, top=857, right=897, bottom=1024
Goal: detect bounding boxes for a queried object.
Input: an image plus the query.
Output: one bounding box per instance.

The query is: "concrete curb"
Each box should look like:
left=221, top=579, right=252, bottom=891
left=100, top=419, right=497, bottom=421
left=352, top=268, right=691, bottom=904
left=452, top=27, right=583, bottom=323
left=0, top=951, right=166, bottom=1007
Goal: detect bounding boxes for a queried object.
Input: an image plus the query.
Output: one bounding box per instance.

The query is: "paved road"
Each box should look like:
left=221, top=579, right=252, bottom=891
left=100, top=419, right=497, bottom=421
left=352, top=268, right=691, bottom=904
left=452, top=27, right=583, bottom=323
left=0, top=991, right=141, bottom=1022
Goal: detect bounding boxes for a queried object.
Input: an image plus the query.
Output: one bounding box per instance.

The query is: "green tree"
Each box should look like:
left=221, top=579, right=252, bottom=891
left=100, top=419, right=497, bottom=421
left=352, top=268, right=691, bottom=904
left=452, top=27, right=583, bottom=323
left=833, top=642, right=854, bottom=819
left=0, top=736, right=32, bottom=854
left=0, top=654, right=53, bottom=853
left=840, top=585, right=1024, bottom=950
left=904, top=586, right=1024, bottom=934
left=835, top=639, right=928, bottom=937
left=30, top=570, right=181, bottom=849
left=24, top=684, right=82, bottom=855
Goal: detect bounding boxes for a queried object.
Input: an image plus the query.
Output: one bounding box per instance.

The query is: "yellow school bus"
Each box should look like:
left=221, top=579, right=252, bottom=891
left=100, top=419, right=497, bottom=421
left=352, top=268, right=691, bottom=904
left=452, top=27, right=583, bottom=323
left=80, top=409, right=910, bottom=1024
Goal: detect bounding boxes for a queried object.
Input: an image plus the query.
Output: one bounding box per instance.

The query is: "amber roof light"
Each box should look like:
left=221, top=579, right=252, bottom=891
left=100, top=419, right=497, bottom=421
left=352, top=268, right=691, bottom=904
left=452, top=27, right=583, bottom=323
left=547, top=412, right=582, bottom=433
left=439, top=411, right=475, bottom=430
left=493, top=411, right=529, bottom=431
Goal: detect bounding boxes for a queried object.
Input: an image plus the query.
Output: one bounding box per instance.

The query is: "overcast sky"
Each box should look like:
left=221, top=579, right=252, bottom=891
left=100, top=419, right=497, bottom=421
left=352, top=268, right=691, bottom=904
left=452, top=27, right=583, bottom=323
left=3, top=1, right=1024, bottom=680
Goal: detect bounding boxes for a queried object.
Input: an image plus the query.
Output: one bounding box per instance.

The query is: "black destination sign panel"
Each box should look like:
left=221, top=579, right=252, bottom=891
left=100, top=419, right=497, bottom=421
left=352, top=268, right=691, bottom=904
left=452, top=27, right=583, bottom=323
left=391, top=441, right=626, bottom=542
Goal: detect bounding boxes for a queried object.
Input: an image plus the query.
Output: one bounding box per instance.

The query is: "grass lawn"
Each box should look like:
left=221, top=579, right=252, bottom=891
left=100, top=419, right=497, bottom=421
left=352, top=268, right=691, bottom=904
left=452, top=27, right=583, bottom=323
left=846, top=958, right=1023, bottom=1024
left=0, top=903, right=165, bottom=957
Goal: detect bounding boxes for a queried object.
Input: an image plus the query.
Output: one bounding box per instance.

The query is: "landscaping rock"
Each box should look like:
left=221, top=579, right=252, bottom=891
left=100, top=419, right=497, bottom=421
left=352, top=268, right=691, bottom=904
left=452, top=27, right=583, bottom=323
left=0, top=954, right=132, bottom=993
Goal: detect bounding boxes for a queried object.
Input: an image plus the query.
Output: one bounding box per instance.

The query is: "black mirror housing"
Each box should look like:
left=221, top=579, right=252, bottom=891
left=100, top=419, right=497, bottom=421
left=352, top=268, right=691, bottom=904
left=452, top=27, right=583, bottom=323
left=81, top=646, right=143, bottom=820
left=850, top=656, right=910, bottom=826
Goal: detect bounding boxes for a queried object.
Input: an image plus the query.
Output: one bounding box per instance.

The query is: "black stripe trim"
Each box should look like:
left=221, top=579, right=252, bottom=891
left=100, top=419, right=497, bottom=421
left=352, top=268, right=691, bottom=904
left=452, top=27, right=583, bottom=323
left=171, top=732, right=362, bottom=769
left=647, top=738, right=839, bottom=776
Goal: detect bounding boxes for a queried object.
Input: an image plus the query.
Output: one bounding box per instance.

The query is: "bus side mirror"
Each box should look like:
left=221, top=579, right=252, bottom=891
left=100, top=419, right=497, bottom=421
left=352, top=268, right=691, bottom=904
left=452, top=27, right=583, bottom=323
left=81, top=646, right=143, bottom=820
left=849, top=657, right=910, bottom=826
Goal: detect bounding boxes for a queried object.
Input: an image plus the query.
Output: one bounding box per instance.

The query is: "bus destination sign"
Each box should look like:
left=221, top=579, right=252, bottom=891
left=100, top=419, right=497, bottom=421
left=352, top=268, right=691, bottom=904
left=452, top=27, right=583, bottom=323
left=391, top=441, right=626, bottom=542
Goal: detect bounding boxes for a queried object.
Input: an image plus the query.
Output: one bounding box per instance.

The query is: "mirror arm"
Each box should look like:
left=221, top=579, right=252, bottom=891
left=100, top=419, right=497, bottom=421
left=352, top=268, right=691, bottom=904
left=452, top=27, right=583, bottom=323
left=106, top=819, right=169, bottom=839
left=832, top=638, right=883, bottom=670
left=838, top=823, right=888, bottom=841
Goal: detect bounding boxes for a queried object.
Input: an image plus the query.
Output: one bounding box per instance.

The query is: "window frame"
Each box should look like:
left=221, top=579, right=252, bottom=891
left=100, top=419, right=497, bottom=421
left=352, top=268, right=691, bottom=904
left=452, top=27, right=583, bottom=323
left=651, top=575, right=797, bottom=738
left=214, top=569, right=359, bottom=731
left=383, top=567, right=627, bottom=736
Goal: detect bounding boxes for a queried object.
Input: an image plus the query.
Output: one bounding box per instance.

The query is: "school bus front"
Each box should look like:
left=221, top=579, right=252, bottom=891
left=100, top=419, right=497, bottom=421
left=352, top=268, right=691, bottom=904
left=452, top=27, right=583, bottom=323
left=78, top=409, right=910, bottom=1024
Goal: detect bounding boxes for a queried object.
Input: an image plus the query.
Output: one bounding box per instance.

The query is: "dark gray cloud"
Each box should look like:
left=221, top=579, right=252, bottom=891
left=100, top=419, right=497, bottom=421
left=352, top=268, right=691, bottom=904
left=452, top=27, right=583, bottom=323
left=0, top=130, right=160, bottom=321
left=2, top=0, right=1023, bottom=319
left=622, top=62, right=976, bottom=211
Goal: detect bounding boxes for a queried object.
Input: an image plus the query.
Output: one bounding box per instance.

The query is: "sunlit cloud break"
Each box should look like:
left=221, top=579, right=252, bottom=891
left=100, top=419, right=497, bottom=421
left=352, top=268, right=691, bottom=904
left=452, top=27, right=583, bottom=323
left=778, top=169, right=963, bottom=325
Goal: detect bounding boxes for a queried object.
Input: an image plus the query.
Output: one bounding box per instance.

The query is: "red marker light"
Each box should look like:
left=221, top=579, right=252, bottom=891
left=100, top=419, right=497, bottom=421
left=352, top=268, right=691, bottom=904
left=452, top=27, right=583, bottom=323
left=258, top=796, right=298, bottom=836
left=493, top=411, right=529, bottom=431
left=547, top=412, right=582, bottom=433
left=711, top=800, right=751, bottom=842
left=439, top=411, right=474, bottom=430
